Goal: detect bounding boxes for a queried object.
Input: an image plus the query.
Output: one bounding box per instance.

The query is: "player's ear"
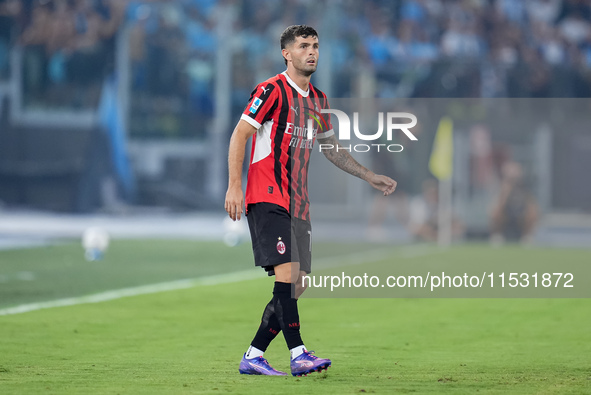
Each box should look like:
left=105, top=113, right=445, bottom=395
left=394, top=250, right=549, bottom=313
left=282, top=48, right=291, bottom=63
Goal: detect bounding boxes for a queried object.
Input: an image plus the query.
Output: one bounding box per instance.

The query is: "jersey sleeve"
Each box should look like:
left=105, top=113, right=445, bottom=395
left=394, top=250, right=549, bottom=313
left=316, top=93, right=335, bottom=139
left=240, top=82, right=279, bottom=130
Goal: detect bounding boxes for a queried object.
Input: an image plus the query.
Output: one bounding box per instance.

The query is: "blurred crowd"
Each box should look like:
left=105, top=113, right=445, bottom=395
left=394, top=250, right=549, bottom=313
left=125, top=0, right=219, bottom=137
left=339, top=0, right=591, bottom=70
left=231, top=0, right=591, bottom=97
left=0, top=0, right=127, bottom=106
left=1, top=0, right=591, bottom=109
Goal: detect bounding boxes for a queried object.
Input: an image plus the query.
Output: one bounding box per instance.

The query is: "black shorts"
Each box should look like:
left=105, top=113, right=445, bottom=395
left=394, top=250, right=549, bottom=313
left=246, top=202, right=312, bottom=276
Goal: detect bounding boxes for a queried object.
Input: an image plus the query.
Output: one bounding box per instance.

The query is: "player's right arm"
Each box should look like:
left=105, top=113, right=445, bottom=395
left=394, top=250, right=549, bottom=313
left=225, top=120, right=257, bottom=221
left=226, top=81, right=277, bottom=220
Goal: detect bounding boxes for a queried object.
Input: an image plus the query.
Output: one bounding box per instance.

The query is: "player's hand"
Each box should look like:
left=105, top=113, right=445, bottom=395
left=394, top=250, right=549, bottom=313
left=225, top=186, right=244, bottom=221
left=367, top=173, right=397, bottom=196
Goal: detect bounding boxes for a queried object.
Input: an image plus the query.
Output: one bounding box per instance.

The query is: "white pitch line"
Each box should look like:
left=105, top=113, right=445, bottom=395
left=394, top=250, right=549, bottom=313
left=0, top=269, right=262, bottom=317
left=0, top=245, right=441, bottom=317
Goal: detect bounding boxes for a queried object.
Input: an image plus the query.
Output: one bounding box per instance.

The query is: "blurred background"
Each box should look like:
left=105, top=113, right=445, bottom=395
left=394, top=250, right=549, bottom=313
left=0, top=0, right=590, bottom=249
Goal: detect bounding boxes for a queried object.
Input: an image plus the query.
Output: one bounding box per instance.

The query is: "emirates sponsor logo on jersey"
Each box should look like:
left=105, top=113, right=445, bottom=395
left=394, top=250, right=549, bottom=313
left=285, top=122, right=317, bottom=138
left=289, top=136, right=315, bottom=149
left=276, top=237, right=286, bottom=255
left=285, top=106, right=328, bottom=140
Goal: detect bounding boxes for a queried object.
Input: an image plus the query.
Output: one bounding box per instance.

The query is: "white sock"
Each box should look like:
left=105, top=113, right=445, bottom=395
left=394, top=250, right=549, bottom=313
left=290, top=345, right=306, bottom=359
left=245, top=345, right=265, bottom=359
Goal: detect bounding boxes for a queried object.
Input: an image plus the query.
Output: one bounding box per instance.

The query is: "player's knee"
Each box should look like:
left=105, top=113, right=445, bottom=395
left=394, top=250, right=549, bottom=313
left=274, top=261, right=300, bottom=284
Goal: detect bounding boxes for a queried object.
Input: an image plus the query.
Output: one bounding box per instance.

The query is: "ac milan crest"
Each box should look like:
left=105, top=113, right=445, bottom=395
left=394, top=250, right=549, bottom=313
left=276, top=237, right=286, bottom=254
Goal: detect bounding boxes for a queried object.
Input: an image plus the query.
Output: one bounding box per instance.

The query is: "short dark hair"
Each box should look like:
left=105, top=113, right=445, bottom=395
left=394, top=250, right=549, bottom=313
left=280, top=25, right=318, bottom=65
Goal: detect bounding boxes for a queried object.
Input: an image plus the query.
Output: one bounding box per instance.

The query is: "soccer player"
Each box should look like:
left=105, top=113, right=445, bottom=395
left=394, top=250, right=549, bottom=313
left=224, top=25, right=397, bottom=377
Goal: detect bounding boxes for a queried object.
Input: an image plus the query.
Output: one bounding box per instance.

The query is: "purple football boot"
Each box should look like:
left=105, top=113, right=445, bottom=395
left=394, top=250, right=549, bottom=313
left=239, top=354, right=287, bottom=376
left=290, top=350, right=331, bottom=376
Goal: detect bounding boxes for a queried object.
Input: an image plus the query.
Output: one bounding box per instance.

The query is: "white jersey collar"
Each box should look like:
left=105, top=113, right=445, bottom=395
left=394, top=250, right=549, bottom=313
left=282, top=71, right=310, bottom=97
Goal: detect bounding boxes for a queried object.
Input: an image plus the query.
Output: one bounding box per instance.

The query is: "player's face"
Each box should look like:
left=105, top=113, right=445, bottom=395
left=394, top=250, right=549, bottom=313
left=285, top=36, right=319, bottom=76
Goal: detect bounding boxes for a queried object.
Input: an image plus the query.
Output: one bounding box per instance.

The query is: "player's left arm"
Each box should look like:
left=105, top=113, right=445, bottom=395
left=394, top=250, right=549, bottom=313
left=317, top=134, right=397, bottom=196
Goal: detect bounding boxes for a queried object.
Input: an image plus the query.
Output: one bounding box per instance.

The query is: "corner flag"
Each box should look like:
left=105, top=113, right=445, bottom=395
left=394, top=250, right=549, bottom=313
left=429, top=117, right=454, bottom=180
left=429, top=116, right=454, bottom=246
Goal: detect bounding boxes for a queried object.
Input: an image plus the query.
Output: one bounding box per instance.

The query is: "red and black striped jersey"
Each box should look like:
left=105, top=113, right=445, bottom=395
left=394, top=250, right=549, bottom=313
left=240, top=71, right=334, bottom=221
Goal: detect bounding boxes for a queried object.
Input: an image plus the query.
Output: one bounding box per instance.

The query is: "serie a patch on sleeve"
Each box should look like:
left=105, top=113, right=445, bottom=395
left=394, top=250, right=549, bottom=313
left=249, top=97, right=263, bottom=114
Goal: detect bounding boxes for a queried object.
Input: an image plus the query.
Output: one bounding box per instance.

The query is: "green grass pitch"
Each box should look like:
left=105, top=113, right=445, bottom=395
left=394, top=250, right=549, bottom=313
left=0, top=241, right=590, bottom=394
